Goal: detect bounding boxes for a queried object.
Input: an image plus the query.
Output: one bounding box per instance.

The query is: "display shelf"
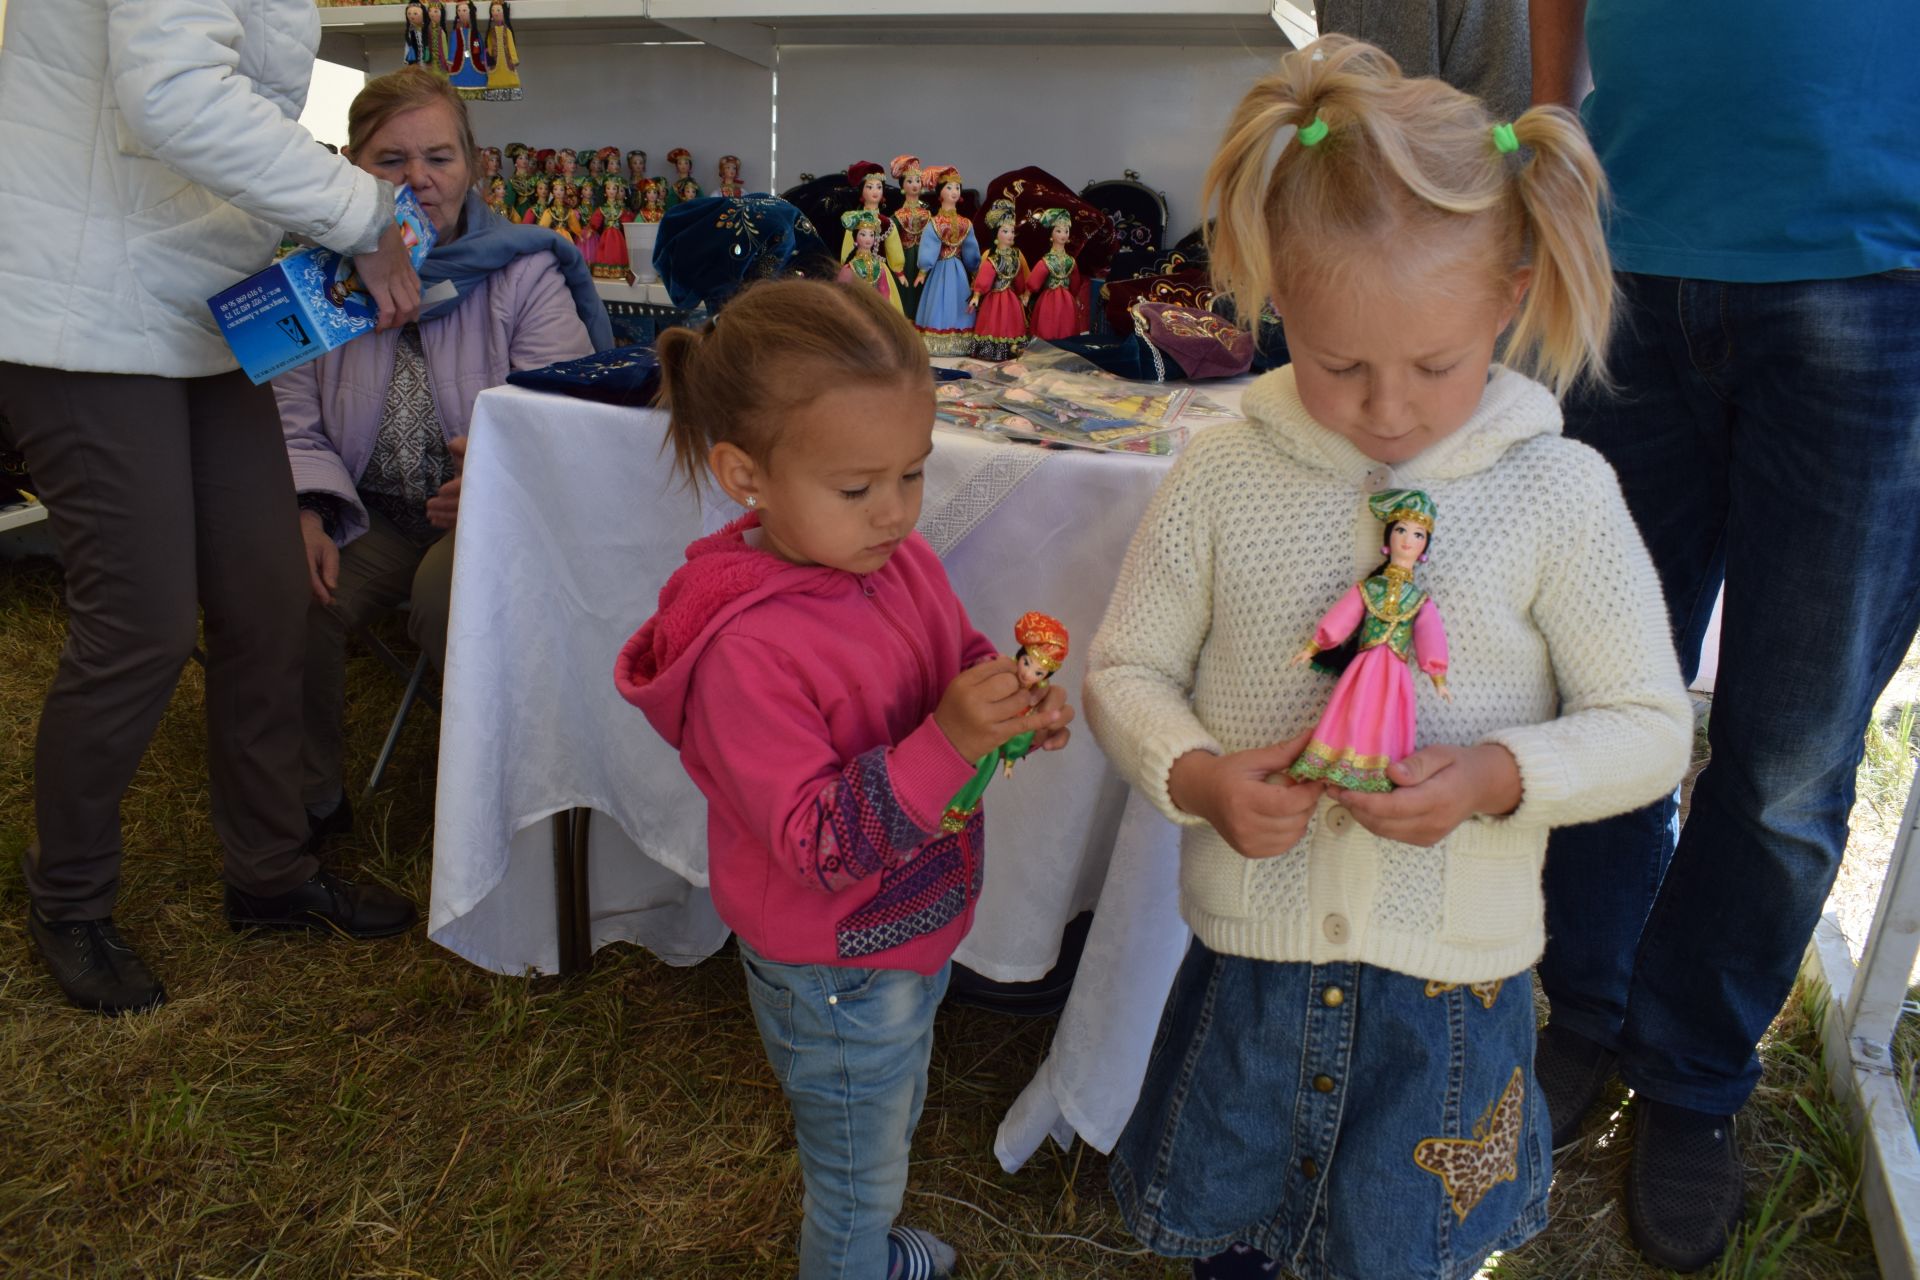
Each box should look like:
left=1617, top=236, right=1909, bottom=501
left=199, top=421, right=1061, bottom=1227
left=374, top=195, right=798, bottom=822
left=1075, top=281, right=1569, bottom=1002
left=318, top=0, right=1304, bottom=46
left=594, top=279, right=675, bottom=305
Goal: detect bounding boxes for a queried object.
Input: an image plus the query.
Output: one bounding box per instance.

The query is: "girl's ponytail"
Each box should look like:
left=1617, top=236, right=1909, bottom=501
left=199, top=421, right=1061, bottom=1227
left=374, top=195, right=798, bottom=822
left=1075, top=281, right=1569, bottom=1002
left=1201, top=35, right=1399, bottom=324
left=654, top=321, right=713, bottom=491
left=1505, top=106, right=1615, bottom=395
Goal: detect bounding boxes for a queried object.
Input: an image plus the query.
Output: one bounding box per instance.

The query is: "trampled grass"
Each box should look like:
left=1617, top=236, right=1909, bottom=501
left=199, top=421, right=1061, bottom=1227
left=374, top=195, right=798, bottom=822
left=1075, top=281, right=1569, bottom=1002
left=0, top=553, right=1910, bottom=1278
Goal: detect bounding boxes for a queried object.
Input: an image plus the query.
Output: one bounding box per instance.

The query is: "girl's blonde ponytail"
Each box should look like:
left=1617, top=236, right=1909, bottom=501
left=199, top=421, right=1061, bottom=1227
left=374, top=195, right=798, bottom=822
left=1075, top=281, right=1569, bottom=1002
left=1506, top=106, right=1615, bottom=395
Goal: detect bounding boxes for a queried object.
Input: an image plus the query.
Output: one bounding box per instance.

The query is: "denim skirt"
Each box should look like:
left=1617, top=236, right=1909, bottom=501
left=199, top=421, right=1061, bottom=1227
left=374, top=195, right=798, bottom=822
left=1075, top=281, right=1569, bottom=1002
left=1110, top=942, right=1550, bottom=1280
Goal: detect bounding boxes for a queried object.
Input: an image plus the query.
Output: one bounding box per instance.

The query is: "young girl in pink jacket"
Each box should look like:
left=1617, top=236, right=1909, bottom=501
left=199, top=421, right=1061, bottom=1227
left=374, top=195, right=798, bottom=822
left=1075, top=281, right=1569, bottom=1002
left=615, top=279, right=1072, bottom=1280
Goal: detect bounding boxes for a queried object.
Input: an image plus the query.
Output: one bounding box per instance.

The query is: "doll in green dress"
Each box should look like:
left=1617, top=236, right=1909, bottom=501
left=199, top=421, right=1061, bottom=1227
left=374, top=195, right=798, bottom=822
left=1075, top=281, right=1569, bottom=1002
left=941, top=612, right=1070, bottom=832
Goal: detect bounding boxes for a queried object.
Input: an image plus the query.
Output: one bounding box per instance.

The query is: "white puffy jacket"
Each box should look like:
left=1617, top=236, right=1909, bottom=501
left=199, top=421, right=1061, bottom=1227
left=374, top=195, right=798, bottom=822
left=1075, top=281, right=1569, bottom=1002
left=0, top=0, right=391, bottom=377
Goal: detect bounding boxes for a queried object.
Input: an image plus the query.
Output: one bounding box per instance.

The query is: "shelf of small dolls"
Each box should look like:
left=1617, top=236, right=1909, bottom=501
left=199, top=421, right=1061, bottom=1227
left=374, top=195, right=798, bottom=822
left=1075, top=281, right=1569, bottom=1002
left=319, top=1, right=661, bottom=32
left=321, top=0, right=1294, bottom=44
left=646, top=0, right=1292, bottom=46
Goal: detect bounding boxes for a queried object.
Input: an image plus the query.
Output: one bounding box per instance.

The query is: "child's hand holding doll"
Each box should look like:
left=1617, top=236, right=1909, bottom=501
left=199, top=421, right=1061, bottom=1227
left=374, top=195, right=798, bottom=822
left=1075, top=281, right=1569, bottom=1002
left=1167, top=727, right=1325, bottom=860
left=1334, top=742, right=1521, bottom=847
left=934, top=656, right=1072, bottom=762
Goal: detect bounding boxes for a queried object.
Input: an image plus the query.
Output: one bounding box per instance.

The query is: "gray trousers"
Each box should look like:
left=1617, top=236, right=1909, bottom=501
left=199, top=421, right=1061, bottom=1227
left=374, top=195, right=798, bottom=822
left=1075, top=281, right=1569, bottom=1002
left=302, top=506, right=452, bottom=806
left=0, top=362, right=318, bottom=920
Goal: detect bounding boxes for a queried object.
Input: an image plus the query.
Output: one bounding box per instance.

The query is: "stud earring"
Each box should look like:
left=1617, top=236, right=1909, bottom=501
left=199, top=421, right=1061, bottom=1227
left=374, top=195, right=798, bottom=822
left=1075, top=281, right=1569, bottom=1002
left=1380, top=546, right=1389, bottom=556
left=1418, top=552, right=1428, bottom=562
left=746, top=495, right=758, bottom=508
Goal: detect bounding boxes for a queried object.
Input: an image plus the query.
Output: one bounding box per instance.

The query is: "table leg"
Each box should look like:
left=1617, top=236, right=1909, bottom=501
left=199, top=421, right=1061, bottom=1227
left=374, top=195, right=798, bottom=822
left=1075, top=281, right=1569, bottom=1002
left=551, top=810, right=577, bottom=974
left=569, top=807, right=593, bottom=972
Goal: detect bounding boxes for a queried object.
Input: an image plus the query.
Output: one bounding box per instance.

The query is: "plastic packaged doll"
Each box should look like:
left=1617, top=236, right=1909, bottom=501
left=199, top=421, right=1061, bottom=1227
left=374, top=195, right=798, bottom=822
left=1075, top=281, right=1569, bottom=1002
left=483, top=2, right=520, bottom=97
left=636, top=178, right=667, bottom=224
left=942, top=612, right=1070, bottom=832
left=589, top=177, right=635, bottom=283
left=890, top=154, right=931, bottom=318
left=968, top=199, right=1031, bottom=361
left=838, top=162, right=904, bottom=283
left=403, top=2, right=430, bottom=66
left=665, top=148, right=701, bottom=205
left=912, top=165, right=981, bottom=355
left=1287, top=489, right=1451, bottom=791
left=717, top=154, right=745, bottom=198
left=445, top=1, right=489, bottom=93
left=836, top=210, right=904, bottom=316
left=1025, top=208, right=1091, bottom=340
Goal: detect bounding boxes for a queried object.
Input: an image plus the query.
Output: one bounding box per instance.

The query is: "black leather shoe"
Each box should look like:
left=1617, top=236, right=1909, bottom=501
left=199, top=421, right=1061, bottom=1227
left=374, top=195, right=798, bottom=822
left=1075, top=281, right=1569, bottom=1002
left=226, top=870, right=416, bottom=938
left=1626, top=1099, right=1744, bottom=1272
left=28, top=910, right=167, bottom=1014
left=1535, top=1022, right=1620, bottom=1147
left=306, top=794, right=355, bottom=855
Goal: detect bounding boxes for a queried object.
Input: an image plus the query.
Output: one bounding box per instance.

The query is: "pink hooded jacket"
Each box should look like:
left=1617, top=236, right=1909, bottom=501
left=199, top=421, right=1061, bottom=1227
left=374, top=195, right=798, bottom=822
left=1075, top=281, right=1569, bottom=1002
left=615, top=516, right=999, bottom=973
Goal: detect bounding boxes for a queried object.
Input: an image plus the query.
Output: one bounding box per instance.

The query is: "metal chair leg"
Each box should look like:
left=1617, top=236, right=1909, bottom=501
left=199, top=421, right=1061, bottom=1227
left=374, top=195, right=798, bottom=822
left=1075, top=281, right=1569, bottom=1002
left=363, top=651, right=430, bottom=799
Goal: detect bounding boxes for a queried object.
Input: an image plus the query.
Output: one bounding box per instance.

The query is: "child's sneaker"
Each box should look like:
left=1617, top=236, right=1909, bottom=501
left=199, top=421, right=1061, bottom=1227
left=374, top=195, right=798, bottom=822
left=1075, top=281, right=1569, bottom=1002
left=886, top=1226, right=955, bottom=1279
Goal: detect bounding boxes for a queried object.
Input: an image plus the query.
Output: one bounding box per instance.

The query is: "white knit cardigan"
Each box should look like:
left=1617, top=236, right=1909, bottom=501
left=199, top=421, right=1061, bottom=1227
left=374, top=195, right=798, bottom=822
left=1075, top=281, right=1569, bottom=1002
left=1085, top=365, right=1692, bottom=983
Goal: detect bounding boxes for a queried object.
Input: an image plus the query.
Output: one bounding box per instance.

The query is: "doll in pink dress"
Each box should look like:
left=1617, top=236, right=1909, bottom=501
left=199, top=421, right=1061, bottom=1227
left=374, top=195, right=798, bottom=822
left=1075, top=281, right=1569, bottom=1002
left=968, top=199, right=1031, bottom=361
left=837, top=211, right=903, bottom=316
left=1288, top=489, right=1450, bottom=791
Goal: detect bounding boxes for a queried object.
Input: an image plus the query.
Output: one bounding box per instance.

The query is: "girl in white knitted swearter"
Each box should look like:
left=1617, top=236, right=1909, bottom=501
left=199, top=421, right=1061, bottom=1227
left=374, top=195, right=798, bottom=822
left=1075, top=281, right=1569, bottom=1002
left=1084, top=37, right=1692, bottom=1280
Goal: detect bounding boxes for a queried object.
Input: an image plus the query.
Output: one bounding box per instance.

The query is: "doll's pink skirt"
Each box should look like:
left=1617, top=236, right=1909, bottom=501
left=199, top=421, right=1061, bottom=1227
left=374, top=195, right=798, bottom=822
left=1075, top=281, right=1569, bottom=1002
left=1288, top=644, right=1416, bottom=792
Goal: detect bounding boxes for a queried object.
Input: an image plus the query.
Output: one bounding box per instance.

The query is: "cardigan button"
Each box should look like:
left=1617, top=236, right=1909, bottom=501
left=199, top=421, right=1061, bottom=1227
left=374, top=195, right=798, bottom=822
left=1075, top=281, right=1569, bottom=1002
left=1363, top=466, right=1392, bottom=491
left=1322, top=913, right=1349, bottom=944
left=1325, top=805, right=1352, bottom=833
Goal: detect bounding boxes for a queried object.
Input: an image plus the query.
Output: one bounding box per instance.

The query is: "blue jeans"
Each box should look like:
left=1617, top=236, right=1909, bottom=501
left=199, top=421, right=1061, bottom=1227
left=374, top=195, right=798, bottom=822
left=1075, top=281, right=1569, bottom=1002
left=739, top=941, right=950, bottom=1280
left=1541, top=270, right=1920, bottom=1115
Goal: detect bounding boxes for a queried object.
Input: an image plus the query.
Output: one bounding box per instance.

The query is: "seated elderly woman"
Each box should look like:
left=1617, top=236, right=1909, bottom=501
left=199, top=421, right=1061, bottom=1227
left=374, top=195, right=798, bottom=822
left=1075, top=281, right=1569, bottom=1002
left=280, top=67, right=610, bottom=842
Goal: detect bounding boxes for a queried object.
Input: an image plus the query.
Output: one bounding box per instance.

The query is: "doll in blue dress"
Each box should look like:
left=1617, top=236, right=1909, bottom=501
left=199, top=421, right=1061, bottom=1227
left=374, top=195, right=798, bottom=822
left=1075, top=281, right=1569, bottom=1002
left=912, top=165, right=980, bottom=355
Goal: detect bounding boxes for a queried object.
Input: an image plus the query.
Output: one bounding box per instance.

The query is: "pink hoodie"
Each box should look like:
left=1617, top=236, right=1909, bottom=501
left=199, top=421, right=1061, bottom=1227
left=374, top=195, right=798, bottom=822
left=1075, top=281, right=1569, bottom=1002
left=615, top=515, right=999, bottom=974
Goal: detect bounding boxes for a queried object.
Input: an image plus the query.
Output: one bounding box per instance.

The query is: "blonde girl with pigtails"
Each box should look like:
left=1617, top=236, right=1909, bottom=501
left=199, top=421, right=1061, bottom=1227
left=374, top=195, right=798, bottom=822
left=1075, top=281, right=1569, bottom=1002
left=1084, top=36, right=1691, bottom=1280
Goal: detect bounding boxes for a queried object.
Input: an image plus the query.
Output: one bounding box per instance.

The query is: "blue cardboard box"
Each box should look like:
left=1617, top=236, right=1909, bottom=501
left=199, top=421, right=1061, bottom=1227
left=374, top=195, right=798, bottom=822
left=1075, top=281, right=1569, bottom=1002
left=210, top=186, right=434, bottom=385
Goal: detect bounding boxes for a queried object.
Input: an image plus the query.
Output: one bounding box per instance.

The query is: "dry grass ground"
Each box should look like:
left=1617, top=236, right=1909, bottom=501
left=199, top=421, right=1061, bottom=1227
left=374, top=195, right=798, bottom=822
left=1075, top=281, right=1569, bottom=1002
left=0, top=551, right=1912, bottom=1279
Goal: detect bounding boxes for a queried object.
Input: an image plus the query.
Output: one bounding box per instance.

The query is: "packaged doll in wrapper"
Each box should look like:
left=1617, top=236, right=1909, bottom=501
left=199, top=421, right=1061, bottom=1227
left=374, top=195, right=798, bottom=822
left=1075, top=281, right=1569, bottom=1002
left=968, top=199, right=1031, bottom=361
left=1026, top=208, right=1090, bottom=340
left=1288, top=489, right=1451, bottom=791
left=942, top=612, right=1070, bottom=832
left=837, top=211, right=903, bottom=316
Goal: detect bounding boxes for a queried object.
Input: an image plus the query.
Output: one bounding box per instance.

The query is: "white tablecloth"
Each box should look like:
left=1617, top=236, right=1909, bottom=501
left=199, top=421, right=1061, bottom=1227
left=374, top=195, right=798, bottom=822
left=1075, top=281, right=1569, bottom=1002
left=431, top=381, right=1245, bottom=1170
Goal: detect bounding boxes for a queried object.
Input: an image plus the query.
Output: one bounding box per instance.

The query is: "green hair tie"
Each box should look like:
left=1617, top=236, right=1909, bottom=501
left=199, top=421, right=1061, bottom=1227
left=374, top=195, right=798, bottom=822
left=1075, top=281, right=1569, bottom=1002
left=1296, top=115, right=1329, bottom=148
left=1491, top=122, right=1519, bottom=154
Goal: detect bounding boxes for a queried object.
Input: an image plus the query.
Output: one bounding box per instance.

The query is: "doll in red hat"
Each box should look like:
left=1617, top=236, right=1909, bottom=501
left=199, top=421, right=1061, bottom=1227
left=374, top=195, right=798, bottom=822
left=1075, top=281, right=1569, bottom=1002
left=942, top=612, right=1070, bottom=832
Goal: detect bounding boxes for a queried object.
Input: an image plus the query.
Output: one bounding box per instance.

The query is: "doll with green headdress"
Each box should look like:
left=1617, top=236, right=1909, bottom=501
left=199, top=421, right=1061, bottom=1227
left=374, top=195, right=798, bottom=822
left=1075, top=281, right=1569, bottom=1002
left=836, top=210, right=904, bottom=316
left=1025, top=207, right=1090, bottom=339
left=1287, top=489, right=1451, bottom=791
left=967, top=199, right=1032, bottom=360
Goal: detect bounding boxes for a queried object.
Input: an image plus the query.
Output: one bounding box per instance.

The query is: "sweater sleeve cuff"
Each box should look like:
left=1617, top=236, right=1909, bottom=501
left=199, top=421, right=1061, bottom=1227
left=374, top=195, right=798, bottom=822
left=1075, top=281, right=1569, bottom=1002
left=341, top=179, right=397, bottom=258
left=1475, top=725, right=1572, bottom=833
left=1139, top=730, right=1225, bottom=828
left=886, top=717, right=982, bottom=833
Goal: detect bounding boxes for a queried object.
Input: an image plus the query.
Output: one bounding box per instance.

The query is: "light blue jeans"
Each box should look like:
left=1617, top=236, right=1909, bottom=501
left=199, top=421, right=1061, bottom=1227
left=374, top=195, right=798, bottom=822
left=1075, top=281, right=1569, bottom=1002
left=739, top=940, right=950, bottom=1280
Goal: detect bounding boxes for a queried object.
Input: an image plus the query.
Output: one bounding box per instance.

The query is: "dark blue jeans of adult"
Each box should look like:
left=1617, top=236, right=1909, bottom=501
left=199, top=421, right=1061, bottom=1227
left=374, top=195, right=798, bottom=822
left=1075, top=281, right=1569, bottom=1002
left=1540, top=268, right=1920, bottom=1116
